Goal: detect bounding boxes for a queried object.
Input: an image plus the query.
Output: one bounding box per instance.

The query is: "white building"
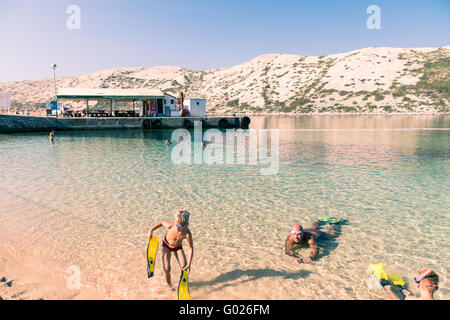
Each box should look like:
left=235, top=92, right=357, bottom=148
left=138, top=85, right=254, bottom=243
left=183, top=98, right=206, bottom=117
left=164, top=93, right=180, bottom=117
left=0, top=93, right=11, bottom=113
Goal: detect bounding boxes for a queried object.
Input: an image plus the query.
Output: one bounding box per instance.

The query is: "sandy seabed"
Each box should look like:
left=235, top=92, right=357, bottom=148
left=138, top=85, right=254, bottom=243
left=0, top=241, right=101, bottom=300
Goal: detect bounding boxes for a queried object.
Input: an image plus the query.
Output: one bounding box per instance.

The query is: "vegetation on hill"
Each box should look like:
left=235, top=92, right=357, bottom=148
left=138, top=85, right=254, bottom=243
left=0, top=46, right=448, bottom=114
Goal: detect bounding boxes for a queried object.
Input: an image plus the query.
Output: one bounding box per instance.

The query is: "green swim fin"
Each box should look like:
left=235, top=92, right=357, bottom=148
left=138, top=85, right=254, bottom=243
left=368, top=264, right=389, bottom=281
left=147, top=237, right=159, bottom=278
left=178, top=270, right=191, bottom=300
left=319, top=217, right=345, bottom=225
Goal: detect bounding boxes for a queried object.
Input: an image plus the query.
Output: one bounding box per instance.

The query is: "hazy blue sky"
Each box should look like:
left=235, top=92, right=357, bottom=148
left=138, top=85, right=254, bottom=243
left=0, top=0, right=449, bottom=82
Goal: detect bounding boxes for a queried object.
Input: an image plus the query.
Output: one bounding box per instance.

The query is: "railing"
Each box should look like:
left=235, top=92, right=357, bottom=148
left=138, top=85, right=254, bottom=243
left=63, top=110, right=140, bottom=117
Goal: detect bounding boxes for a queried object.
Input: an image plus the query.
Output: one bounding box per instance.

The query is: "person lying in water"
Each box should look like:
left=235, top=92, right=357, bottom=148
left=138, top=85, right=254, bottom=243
left=148, top=209, right=194, bottom=288
left=381, top=269, right=439, bottom=300
left=284, top=222, right=336, bottom=264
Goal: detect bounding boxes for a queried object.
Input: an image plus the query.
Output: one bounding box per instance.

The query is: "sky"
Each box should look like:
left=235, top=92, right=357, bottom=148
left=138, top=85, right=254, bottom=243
left=0, top=0, right=449, bottom=82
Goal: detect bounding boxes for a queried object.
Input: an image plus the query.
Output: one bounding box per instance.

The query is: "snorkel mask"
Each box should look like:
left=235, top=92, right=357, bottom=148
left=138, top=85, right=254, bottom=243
left=414, top=270, right=439, bottom=290
left=291, top=229, right=304, bottom=241
left=174, top=221, right=187, bottom=229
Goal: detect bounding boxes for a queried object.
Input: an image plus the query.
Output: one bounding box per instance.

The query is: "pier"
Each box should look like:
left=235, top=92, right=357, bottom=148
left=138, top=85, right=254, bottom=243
left=0, top=114, right=250, bottom=133
left=0, top=88, right=250, bottom=133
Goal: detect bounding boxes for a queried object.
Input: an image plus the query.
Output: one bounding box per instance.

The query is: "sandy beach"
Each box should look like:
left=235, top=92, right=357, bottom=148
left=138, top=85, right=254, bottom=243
left=0, top=240, right=101, bottom=300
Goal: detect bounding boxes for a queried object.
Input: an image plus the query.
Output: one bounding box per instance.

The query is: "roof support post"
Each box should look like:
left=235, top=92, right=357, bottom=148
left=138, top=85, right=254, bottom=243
left=112, top=98, right=116, bottom=117
left=86, top=98, right=89, bottom=117
left=139, top=100, right=143, bottom=117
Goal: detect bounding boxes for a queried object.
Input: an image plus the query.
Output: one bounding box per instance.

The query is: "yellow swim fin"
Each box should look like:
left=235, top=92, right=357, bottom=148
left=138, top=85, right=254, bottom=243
left=388, top=273, right=405, bottom=288
left=368, top=264, right=389, bottom=281
left=178, top=270, right=191, bottom=300
left=147, top=237, right=159, bottom=278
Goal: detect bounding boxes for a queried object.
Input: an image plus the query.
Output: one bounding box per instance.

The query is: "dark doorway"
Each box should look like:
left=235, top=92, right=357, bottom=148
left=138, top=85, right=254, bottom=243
left=143, top=101, right=149, bottom=116
left=157, top=99, right=163, bottom=116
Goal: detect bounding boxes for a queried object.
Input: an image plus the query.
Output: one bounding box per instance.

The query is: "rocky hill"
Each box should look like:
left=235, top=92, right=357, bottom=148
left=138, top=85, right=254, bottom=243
left=0, top=46, right=448, bottom=114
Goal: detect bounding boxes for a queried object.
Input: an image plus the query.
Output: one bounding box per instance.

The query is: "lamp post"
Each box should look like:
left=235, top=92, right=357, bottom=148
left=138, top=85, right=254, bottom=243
left=52, top=64, right=57, bottom=117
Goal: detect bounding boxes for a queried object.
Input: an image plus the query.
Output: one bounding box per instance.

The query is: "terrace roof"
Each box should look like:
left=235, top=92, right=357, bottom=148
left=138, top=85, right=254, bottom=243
left=56, top=88, right=167, bottom=100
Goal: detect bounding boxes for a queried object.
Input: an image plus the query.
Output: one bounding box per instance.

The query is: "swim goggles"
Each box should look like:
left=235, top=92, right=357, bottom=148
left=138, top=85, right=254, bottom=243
left=414, top=270, right=438, bottom=289
left=174, top=221, right=187, bottom=229
left=414, top=272, right=428, bottom=284
left=291, top=230, right=303, bottom=236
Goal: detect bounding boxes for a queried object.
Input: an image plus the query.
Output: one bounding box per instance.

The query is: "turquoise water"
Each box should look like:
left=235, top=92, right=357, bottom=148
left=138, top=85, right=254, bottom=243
left=0, top=115, right=448, bottom=299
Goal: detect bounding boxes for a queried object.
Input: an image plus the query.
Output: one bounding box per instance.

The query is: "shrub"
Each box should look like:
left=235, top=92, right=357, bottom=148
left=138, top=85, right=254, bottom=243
left=227, top=99, right=239, bottom=107
left=337, top=106, right=357, bottom=112
left=374, top=93, right=385, bottom=101
left=298, top=104, right=314, bottom=113
left=289, top=97, right=311, bottom=108
left=239, top=102, right=250, bottom=110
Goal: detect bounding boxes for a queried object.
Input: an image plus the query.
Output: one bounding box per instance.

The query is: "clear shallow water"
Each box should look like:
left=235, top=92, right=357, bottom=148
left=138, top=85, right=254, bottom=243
left=0, top=115, right=449, bottom=300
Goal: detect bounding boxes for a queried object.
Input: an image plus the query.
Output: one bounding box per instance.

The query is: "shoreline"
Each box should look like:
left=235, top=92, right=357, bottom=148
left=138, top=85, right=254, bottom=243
left=1, top=112, right=449, bottom=118
left=210, top=112, right=450, bottom=117
left=0, top=113, right=448, bottom=135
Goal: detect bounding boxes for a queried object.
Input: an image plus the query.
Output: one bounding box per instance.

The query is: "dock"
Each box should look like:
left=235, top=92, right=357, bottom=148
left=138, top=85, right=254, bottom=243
left=0, top=114, right=250, bottom=134
left=0, top=88, right=250, bottom=133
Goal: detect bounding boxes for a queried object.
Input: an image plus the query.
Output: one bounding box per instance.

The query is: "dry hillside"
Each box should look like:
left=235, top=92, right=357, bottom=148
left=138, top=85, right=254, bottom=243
left=0, top=46, right=448, bottom=114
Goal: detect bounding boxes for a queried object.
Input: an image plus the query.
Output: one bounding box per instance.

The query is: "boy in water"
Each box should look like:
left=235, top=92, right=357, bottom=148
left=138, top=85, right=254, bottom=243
left=285, top=222, right=337, bottom=264
left=381, top=269, right=439, bottom=300
left=148, top=210, right=194, bottom=288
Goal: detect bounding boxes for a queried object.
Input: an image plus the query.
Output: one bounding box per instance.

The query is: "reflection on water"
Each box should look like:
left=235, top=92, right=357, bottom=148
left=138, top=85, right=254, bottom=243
left=0, top=115, right=448, bottom=300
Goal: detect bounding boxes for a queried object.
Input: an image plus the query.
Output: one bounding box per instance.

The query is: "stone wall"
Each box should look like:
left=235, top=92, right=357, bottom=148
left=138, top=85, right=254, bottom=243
left=0, top=115, right=249, bottom=133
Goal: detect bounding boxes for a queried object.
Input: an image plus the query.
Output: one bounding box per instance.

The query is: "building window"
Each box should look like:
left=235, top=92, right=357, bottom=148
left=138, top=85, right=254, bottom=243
left=171, top=99, right=174, bottom=104
left=164, top=99, right=166, bottom=104
left=196, top=102, right=199, bottom=105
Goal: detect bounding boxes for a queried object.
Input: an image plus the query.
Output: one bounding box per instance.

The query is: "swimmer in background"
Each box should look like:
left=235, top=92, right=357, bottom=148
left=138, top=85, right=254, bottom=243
left=49, top=129, right=55, bottom=143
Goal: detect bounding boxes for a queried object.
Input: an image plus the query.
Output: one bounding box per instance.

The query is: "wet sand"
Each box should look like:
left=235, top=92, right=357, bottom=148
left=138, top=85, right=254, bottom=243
left=0, top=242, right=101, bottom=300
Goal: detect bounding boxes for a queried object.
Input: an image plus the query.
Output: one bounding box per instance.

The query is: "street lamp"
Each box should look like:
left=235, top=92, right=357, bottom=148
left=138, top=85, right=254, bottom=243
left=52, top=64, right=57, bottom=117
